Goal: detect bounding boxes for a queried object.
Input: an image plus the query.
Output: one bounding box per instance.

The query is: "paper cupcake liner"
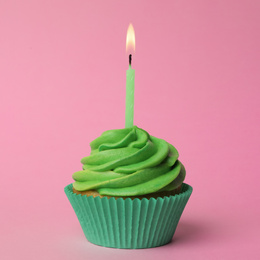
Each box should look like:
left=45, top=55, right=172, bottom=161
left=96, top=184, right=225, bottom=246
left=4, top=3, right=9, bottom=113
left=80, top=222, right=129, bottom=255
left=64, top=183, right=193, bottom=249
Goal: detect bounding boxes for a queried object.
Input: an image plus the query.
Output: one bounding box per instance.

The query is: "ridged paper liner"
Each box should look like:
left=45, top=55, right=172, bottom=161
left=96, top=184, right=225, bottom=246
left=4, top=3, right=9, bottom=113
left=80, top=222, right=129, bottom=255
left=64, top=183, right=192, bottom=249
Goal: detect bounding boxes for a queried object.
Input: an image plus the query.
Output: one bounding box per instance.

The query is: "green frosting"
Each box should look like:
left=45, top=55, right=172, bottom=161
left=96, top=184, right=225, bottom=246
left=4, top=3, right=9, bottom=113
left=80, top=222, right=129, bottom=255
left=72, top=126, right=186, bottom=196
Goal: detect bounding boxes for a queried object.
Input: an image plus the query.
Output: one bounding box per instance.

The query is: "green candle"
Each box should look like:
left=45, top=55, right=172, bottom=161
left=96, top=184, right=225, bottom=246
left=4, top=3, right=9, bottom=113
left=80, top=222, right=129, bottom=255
left=125, top=23, right=136, bottom=128
left=125, top=56, right=135, bottom=128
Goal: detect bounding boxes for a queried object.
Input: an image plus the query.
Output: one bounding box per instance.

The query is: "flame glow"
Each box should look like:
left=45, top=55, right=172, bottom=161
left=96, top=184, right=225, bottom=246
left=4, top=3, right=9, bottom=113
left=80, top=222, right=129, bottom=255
left=126, top=23, right=135, bottom=54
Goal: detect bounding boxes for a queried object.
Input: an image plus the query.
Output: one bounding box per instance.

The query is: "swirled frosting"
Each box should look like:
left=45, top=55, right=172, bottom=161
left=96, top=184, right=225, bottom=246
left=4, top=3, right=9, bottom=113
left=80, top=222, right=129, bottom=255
left=72, top=126, right=186, bottom=196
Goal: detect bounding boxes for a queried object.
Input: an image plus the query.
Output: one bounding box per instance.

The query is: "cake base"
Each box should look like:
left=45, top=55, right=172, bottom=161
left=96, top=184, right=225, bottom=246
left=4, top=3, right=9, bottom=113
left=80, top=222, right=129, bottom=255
left=72, top=185, right=182, bottom=200
left=65, top=183, right=193, bottom=249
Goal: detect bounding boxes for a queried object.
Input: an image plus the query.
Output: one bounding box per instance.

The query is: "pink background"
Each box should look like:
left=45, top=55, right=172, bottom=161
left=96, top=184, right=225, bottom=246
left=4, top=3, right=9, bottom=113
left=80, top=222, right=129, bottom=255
left=1, top=0, right=259, bottom=259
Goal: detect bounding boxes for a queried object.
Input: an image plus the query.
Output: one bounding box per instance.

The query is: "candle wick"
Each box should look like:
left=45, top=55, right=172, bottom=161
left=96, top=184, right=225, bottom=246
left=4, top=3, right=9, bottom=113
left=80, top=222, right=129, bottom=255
left=129, top=54, right=132, bottom=66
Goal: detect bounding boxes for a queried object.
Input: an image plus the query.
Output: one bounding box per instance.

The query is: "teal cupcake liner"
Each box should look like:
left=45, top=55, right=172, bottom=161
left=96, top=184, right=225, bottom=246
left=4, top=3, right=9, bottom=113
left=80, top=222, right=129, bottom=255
left=64, top=183, right=192, bottom=249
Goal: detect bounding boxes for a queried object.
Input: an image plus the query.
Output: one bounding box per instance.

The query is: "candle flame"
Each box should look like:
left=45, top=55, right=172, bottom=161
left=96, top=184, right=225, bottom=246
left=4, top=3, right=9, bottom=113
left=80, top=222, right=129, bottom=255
left=126, top=23, right=135, bottom=54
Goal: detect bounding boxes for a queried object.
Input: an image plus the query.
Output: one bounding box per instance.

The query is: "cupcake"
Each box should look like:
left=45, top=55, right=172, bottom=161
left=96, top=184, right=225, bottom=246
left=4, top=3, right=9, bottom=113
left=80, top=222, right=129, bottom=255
left=65, top=126, right=192, bottom=249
